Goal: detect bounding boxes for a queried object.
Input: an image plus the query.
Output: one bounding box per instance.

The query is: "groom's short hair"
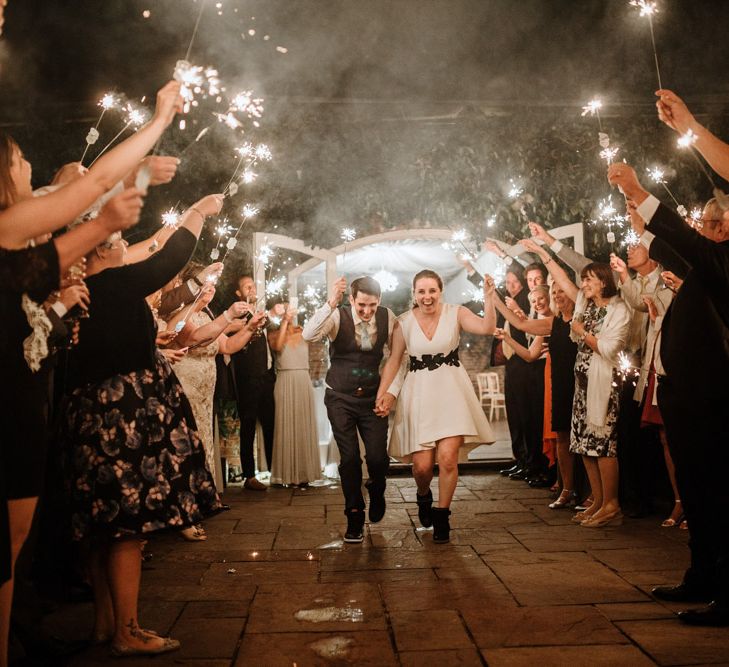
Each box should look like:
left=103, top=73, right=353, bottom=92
left=350, top=276, right=381, bottom=299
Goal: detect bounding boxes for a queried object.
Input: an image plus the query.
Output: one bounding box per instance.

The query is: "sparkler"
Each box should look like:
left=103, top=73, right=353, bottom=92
left=185, top=0, right=209, bottom=62
left=340, top=227, right=356, bottom=269
left=222, top=143, right=272, bottom=197
left=599, top=146, right=620, bottom=165
left=647, top=166, right=683, bottom=210
left=175, top=271, right=220, bottom=333
left=622, top=228, right=641, bottom=248
left=687, top=207, right=703, bottom=230
left=594, top=196, right=627, bottom=245
left=87, top=103, right=149, bottom=167
left=676, top=130, right=729, bottom=208
left=629, top=1, right=662, bottom=89
left=581, top=98, right=603, bottom=131
left=80, top=93, right=119, bottom=165
left=617, top=351, right=639, bottom=385
left=148, top=207, right=181, bottom=252
left=216, top=203, right=260, bottom=265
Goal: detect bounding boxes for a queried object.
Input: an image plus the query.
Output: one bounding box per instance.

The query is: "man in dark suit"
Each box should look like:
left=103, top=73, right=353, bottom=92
left=230, top=275, right=275, bottom=491
left=609, top=163, right=729, bottom=627
left=302, top=276, right=402, bottom=543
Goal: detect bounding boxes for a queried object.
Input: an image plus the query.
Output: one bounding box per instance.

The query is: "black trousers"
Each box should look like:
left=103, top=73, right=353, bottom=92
left=504, top=357, right=546, bottom=473
left=658, top=380, right=729, bottom=604
left=324, top=388, right=389, bottom=512
left=504, top=357, right=529, bottom=465
left=617, top=381, right=648, bottom=510
left=236, top=370, right=275, bottom=479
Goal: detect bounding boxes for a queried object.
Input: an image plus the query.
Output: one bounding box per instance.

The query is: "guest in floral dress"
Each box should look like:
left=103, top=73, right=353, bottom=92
left=60, top=194, right=223, bottom=658
left=568, top=262, right=630, bottom=528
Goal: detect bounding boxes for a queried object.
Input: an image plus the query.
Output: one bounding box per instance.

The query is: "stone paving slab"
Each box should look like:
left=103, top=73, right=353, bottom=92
left=482, top=645, right=656, bottom=666
left=246, top=582, right=387, bottom=633
left=234, top=630, right=398, bottom=666
left=617, top=620, right=729, bottom=665
left=50, top=473, right=728, bottom=666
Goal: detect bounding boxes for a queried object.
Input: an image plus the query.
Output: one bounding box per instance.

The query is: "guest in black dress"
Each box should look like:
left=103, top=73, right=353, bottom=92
left=0, top=81, right=182, bottom=666
left=60, top=194, right=223, bottom=658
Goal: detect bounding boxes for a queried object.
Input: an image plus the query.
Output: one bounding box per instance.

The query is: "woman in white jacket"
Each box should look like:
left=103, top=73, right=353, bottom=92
left=568, top=262, right=630, bottom=527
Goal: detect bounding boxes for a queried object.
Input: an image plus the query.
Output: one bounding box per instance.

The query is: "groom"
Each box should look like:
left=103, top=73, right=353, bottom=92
left=302, top=276, right=403, bottom=543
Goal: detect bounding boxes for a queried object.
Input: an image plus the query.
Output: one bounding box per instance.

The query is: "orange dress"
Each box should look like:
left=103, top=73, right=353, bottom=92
left=542, top=353, right=557, bottom=466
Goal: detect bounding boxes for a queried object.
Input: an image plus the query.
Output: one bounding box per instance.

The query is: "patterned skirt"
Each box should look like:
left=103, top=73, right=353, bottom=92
left=62, top=351, right=221, bottom=541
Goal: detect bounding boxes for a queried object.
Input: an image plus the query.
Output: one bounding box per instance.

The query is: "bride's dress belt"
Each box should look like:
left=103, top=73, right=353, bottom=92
left=409, top=348, right=460, bottom=372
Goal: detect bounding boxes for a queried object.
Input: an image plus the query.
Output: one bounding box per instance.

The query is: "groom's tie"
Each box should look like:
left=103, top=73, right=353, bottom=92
left=359, top=321, right=373, bottom=351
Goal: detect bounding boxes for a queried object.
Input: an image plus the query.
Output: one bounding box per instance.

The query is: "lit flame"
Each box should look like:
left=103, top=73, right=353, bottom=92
left=340, top=227, right=356, bottom=243
left=599, top=146, right=620, bottom=164
left=451, top=229, right=468, bottom=243
left=677, top=129, right=698, bottom=149
left=629, top=0, right=658, bottom=17
left=241, top=204, right=260, bottom=219
left=99, top=93, right=117, bottom=110
left=160, top=208, right=180, bottom=228
left=126, top=105, right=148, bottom=126
left=647, top=166, right=665, bottom=183
left=581, top=98, right=602, bottom=117
left=266, top=276, right=286, bottom=296
left=623, top=229, right=641, bottom=247
left=508, top=180, right=523, bottom=199
left=254, top=144, right=272, bottom=161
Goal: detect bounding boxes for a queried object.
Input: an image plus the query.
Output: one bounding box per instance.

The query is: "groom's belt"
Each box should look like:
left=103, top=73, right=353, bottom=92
left=409, top=348, right=460, bottom=372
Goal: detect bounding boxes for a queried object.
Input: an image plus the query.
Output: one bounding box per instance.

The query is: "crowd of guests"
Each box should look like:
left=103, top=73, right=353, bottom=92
left=0, top=59, right=728, bottom=666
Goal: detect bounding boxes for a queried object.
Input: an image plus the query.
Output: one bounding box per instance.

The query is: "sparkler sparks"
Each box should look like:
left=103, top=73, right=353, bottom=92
left=629, top=0, right=657, bottom=17
left=241, top=204, right=259, bottom=219
left=230, top=90, right=264, bottom=119
left=581, top=98, right=603, bottom=117
left=265, top=276, right=286, bottom=297
left=507, top=181, right=524, bottom=199
left=617, top=351, right=639, bottom=382
left=623, top=229, right=641, bottom=248
left=647, top=166, right=664, bottom=183
left=677, top=129, right=698, bottom=149
left=340, top=228, right=357, bottom=243
left=599, top=146, right=620, bottom=164
left=161, top=208, right=180, bottom=228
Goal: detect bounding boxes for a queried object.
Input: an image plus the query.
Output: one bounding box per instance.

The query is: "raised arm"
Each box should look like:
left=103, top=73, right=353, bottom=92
left=217, top=311, right=266, bottom=355
left=458, top=276, right=497, bottom=335
left=656, top=89, right=729, bottom=183
left=520, top=237, right=579, bottom=302
left=491, top=289, right=553, bottom=335
left=301, top=277, right=345, bottom=342
left=268, top=305, right=297, bottom=352
left=0, top=81, right=183, bottom=248
left=495, top=327, right=544, bottom=363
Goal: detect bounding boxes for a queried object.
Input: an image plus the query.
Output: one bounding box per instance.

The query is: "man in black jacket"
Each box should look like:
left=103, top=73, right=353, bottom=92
left=609, top=163, right=729, bottom=627
left=231, top=275, right=275, bottom=491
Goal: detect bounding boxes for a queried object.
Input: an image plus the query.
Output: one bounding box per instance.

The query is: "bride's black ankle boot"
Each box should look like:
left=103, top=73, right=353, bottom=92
left=416, top=489, right=433, bottom=528
left=432, top=507, right=451, bottom=543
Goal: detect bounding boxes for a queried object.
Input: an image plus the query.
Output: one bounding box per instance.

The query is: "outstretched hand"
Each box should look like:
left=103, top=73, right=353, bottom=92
left=609, top=253, right=628, bottom=276
left=528, top=221, right=553, bottom=245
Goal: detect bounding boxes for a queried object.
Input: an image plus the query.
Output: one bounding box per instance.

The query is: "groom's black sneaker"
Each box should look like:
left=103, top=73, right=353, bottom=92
left=366, top=482, right=387, bottom=523
left=344, top=510, right=365, bottom=543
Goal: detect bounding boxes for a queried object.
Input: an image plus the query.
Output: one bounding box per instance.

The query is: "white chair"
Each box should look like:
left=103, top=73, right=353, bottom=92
left=477, top=371, right=506, bottom=421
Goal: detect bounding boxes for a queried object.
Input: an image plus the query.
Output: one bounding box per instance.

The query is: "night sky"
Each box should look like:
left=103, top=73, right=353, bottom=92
left=1, top=0, right=728, bottom=123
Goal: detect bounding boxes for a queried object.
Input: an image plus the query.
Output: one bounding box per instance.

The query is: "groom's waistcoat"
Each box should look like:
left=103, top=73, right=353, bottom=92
left=326, top=306, right=388, bottom=398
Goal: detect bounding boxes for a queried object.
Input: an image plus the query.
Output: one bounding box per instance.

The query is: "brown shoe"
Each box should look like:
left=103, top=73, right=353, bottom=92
left=244, top=477, right=268, bottom=491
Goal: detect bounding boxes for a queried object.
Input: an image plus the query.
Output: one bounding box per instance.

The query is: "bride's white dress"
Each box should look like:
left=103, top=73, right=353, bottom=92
left=389, top=303, right=495, bottom=462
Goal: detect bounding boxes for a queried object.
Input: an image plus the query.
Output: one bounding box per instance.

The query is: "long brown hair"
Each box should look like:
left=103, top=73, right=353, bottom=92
left=580, top=262, right=618, bottom=299
left=0, top=131, right=19, bottom=211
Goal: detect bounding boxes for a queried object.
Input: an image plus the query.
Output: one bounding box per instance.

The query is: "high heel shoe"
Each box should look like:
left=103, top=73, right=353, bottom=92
left=549, top=490, right=576, bottom=510
left=571, top=510, right=594, bottom=524
left=661, top=500, right=683, bottom=527
left=581, top=510, right=623, bottom=528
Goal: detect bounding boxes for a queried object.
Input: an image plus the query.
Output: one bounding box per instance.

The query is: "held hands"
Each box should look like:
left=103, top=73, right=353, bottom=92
left=98, top=188, right=145, bottom=233
left=328, top=277, right=347, bottom=308
left=655, top=89, right=696, bottom=135
left=609, top=253, right=628, bottom=276
left=197, top=262, right=224, bottom=285
left=153, top=81, right=184, bottom=127
left=374, top=392, right=395, bottom=417
left=192, top=193, right=224, bottom=218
